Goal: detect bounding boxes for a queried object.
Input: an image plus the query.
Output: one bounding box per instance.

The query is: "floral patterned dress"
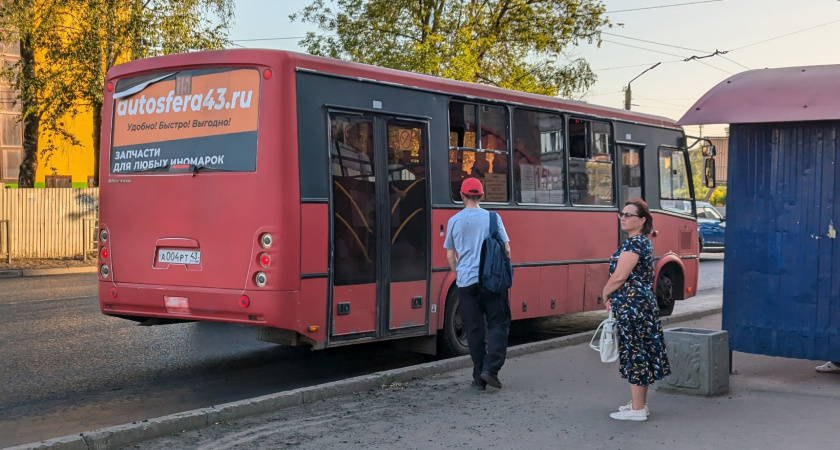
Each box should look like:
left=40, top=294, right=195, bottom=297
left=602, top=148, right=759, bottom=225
left=608, top=233, right=671, bottom=386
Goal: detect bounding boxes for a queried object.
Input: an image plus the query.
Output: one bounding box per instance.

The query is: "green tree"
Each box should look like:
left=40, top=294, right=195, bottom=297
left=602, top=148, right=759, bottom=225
left=0, top=0, right=234, bottom=187
left=292, top=0, right=611, bottom=97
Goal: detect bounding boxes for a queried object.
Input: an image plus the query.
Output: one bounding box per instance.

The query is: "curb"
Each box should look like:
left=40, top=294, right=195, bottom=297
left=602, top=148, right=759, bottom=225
left=0, top=267, right=97, bottom=279
left=8, top=306, right=723, bottom=450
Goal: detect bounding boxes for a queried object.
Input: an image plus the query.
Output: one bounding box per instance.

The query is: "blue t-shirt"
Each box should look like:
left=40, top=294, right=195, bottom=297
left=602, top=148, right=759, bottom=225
left=443, top=208, right=510, bottom=287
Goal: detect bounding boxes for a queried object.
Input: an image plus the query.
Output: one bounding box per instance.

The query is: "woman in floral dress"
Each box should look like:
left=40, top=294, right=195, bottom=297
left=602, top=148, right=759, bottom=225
left=602, top=199, right=671, bottom=421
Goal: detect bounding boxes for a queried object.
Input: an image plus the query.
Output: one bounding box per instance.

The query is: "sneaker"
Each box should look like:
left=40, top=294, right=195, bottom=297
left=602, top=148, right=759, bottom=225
left=480, top=372, right=503, bottom=389
left=618, top=400, right=649, bottom=416
left=471, top=380, right=486, bottom=391
left=610, top=407, right=648, bottom=422
left=815, top=361, right=840, bottom=373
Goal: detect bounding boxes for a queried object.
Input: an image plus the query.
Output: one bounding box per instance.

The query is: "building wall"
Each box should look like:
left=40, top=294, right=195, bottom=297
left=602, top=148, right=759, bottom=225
left=1, top=41, right=96, bottom=189
left=33, top=108, right=95, bottom=188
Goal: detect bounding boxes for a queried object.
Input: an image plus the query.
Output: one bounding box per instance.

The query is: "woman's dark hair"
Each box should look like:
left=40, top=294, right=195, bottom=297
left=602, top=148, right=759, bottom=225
left=626, top=198, right=653, bottom=234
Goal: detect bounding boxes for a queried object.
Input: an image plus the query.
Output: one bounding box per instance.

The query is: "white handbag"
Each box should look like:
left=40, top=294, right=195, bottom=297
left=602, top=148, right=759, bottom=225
left=589, top=310, right=618, bottom=363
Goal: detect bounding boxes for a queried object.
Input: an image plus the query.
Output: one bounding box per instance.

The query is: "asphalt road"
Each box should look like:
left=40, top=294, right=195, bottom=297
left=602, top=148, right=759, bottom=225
left=0, top=256, right=724, bottom=447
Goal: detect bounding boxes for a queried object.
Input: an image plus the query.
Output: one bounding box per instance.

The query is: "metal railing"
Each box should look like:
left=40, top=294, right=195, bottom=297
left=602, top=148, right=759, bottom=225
left=0, top=220, right=9, bottom=263
left=83, top=218, right=99, bottom=262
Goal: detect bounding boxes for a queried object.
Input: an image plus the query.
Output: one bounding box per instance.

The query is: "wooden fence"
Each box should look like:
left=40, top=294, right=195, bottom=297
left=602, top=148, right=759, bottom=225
left=0, top=188, right=99, bottom=259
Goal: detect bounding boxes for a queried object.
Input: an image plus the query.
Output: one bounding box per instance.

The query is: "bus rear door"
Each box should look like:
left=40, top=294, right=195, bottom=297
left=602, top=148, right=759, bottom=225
left=328, top=113, right=430, bottom=342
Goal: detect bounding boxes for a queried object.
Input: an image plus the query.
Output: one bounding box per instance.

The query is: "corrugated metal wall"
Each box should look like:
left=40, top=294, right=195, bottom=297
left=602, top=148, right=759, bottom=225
left=0, top=188, right=99, bottom=258
left=722, top=122, right=839, bottom=361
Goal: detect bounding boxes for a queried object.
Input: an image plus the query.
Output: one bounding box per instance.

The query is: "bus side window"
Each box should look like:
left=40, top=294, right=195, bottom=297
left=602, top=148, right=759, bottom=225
left=569, top=118, right=614, bottom=206
left=513, top=108, right=565, bottom=205
left=448, top=100, right=510, bottom=203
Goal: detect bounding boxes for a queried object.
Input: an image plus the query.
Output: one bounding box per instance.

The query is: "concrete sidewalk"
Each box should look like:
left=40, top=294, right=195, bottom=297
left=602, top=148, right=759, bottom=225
left=136, top=313, right=838, bottom=450
left=11, top=297, right=838, bottom=450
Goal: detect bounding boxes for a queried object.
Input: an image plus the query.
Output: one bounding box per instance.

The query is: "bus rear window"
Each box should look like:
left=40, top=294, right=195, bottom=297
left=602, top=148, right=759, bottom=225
left=110, top=68, right=260, bottom=175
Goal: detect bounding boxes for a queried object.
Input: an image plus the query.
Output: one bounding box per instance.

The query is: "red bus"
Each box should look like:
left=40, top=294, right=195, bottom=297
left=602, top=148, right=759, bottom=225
left=97, top=50, right=699, bottom=356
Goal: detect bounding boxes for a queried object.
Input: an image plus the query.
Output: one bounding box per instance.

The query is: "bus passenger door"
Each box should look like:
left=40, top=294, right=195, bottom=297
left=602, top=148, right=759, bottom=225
left=385, top=119, right=429, bottom=333
left=618, top=144, right=644, bottom=242
left=328, top=113, right=429, bottom=341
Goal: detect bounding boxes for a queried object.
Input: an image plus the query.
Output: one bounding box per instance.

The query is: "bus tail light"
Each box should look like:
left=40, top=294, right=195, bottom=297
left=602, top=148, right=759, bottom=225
left=254, top=272, right=267, bottom=287
left=100, top=247, right=109, bottom=259
left=109, top=287, right=118, bottom=298
left=238, top=295, right=250, bottom=308
left=99, top=229, right=108, bottom=242
left=263, top=69, right=272, bottom=79
left=259, top=253, right=271, bottom=267
left=100, top=264, right=110, bottom=278
left=259, top=233, right=273, bottom=248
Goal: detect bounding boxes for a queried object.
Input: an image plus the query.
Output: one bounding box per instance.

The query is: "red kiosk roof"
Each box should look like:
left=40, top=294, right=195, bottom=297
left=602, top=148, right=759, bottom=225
left=678, top=64, right=840, bottom=125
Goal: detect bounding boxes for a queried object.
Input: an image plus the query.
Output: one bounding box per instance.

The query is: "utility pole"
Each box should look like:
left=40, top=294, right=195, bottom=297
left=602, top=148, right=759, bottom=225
left=624, top=62, right=661, bottom=110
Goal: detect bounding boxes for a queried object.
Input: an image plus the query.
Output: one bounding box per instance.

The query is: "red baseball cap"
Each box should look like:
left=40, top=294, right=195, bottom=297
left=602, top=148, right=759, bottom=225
left=461, top=177, right=484, bottom=195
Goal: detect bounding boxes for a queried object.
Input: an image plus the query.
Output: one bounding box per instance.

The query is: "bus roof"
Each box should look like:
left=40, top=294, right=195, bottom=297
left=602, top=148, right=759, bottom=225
left=107, top=49, right=681, bottom=129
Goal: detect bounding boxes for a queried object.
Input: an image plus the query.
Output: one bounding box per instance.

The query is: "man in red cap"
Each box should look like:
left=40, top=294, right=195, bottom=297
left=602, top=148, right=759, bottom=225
left=443, top=177, right=512, bottom=390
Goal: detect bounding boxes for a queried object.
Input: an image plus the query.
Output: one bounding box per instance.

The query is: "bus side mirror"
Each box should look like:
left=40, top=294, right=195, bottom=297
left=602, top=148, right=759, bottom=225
left=704, top=158, right=716, bottom=188
left=702, top=144, right=716, bottom=157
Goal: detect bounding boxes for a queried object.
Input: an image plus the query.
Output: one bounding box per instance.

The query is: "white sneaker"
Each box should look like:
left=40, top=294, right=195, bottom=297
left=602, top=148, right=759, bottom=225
left=618, top=400, right=649, bottom=416
left=815, top=361, right=840, bottom=373
left=610, top=407, right=648, bottom=421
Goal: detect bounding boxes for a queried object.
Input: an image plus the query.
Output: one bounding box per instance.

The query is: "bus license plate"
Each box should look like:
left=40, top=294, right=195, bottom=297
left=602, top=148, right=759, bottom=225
left=158, top=249, right=201, bottom=265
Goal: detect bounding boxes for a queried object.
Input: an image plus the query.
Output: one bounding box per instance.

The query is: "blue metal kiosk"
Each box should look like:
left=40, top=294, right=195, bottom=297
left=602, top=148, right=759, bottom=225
left=678, top=65, right=839, bottom=361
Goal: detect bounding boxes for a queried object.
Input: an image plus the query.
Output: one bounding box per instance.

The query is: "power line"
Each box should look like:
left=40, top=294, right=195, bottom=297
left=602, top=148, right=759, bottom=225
left=602, top=32, right=709, bottom=53
left=592, top=61, right=682, bottom=71
left=231, top=34, right=337, bottom=42
left=731, top=18, right=840, bottom=50
left=602, top=32, right=751, bottom=70
left=719, top=55, right=750, bottom=70
left=694, top=59, right=734, bottom=75
left=634, top=94, right=691, bottom=108
left=606, top=0, right=724, bottom=14
left=232, top=36, right=308, bottom=42
left=601, top=39, right=687, bottom=59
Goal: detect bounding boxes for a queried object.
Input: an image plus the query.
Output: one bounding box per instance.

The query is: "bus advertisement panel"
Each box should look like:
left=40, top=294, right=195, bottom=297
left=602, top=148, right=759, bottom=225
left=111, top=68, right=260, bottom=175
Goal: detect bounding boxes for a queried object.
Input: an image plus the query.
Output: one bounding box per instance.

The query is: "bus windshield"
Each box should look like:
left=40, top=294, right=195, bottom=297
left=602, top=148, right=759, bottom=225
left=110, top=68, right=261, bottom=175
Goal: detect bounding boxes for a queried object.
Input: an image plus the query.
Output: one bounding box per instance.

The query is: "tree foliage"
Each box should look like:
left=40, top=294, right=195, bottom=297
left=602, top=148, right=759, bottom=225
left=292, top=0, right=611, bottom=97
left=0, top=0, right=234, bottom=186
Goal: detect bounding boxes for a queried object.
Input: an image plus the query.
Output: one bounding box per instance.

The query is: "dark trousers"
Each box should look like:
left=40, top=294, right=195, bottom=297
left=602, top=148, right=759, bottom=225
left=458, top=284, right=512, bottom=384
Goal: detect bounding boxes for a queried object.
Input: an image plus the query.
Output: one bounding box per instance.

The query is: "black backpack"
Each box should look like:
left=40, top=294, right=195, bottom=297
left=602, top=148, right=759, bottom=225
left=479, top=212, right=513, bottom=294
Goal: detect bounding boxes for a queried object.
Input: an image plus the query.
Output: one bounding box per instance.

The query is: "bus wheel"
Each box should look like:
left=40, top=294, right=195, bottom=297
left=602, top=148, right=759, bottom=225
left=655, top=270, right=676, bottom=316
left=438, top=288, right=470, bottom=357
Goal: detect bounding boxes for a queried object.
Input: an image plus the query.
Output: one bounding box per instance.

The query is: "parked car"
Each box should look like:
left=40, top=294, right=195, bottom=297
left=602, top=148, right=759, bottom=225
left=697, top=201, right=725, bottom=252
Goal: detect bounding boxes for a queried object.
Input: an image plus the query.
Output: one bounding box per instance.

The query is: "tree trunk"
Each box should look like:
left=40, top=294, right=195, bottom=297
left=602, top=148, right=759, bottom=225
left=17, top=34, right=38, bottom=188
left=92, top=101, right=102, bottom=187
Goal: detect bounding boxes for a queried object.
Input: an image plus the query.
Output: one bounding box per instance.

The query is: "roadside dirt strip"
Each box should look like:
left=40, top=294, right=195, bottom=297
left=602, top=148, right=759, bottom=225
left=9, top=307, right=721, bottom=450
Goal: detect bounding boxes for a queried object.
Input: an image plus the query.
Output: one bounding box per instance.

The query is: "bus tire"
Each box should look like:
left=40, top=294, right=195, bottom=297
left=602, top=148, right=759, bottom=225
left=655, top=269, right=676, bottom=317
left=438, top=287, right=470, bottom=357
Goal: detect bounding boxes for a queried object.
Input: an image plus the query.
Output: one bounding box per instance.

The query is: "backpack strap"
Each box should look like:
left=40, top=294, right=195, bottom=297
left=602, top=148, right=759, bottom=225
left=488, top=211, right=498, bottom=238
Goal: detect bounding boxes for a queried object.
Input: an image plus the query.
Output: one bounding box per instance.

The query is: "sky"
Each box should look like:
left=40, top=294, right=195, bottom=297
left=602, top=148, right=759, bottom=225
left=227, top=0, right=840, bottom=138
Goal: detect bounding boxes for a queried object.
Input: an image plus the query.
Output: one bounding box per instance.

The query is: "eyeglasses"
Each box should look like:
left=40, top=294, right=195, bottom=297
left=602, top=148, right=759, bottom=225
left=617, top=212, right=640, bottom=219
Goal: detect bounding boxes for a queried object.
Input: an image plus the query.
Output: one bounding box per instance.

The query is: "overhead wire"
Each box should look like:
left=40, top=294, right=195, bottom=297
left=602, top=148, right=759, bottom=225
left=731, top=18, right=840, bottom=50
left=606, top=0, right=724, bottom=14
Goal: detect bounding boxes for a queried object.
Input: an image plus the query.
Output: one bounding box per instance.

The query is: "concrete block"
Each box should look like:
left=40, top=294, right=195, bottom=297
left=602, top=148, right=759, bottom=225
left=662, top=327, right=729, bottom=396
